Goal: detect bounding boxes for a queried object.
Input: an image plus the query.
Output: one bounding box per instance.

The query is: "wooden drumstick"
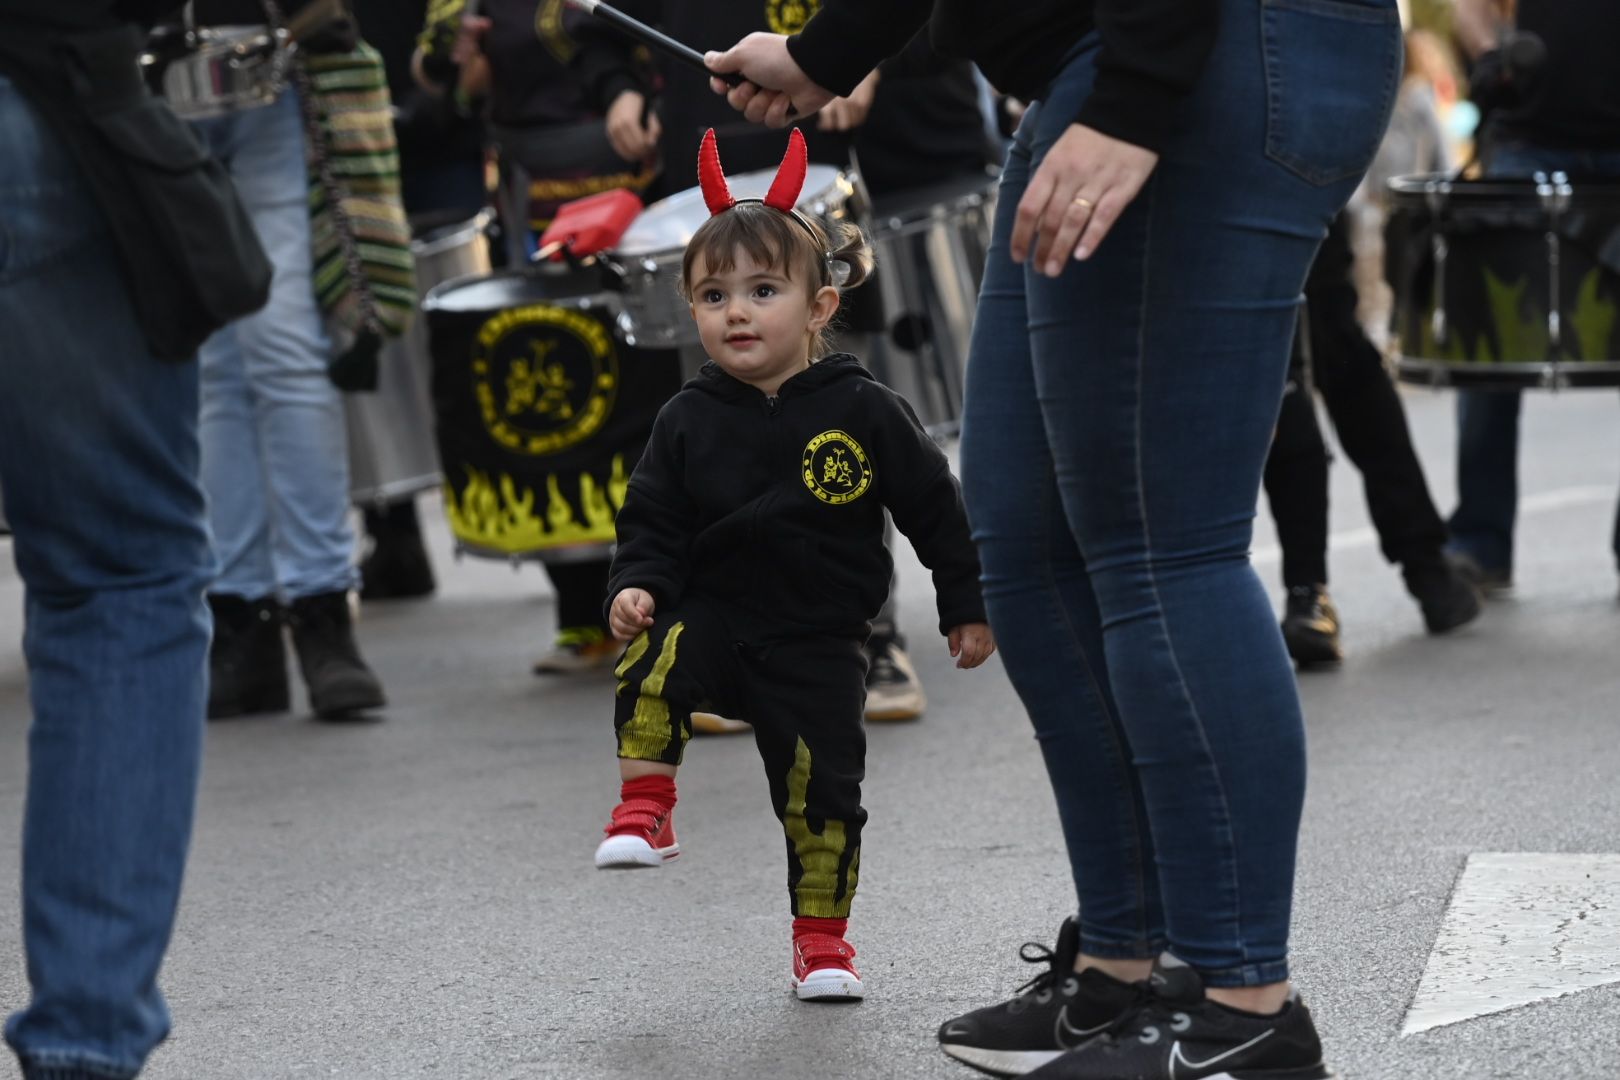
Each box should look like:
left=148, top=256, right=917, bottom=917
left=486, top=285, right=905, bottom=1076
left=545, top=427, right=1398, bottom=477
left=563, top=0, right=799, bottom=116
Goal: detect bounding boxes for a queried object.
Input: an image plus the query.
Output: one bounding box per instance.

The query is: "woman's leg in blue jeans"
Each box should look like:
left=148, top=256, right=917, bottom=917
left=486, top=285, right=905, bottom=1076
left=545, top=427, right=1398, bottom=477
left=960, top=130, right=1167, bottom=968
left=0, top=77, right=212, bottom=1078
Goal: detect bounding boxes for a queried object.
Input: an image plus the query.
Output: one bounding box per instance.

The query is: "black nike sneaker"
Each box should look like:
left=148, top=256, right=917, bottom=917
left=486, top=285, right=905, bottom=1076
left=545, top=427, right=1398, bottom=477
left=1023, top=982, right=1333, bottom=1080
left=937, top=918, right=1147, bottom=1077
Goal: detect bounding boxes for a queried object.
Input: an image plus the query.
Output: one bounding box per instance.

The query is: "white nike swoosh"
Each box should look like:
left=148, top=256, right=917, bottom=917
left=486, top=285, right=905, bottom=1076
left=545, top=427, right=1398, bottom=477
left=942, top=1023, right=971, bottom=1038
left=1169, top=1029, right=1275, bottom=1077
left=1055, top=1007, right=1111, bottom=1049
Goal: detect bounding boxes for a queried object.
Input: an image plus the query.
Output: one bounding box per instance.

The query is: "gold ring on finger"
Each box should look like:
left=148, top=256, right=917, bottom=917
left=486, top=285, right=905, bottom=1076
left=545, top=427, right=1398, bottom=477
left=1073, top=196, right=1094, bottom=210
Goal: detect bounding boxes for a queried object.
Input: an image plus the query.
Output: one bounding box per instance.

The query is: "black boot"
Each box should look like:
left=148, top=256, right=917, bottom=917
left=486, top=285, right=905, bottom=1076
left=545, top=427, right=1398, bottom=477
left=1280, top=584, right=1343, bottom=668
left=1404, top=555, right=1483, bottom=634
left=285, top=591, right=387, bottom=720
left=207, top=594, right=290, bottom=720
left=359, top=502, right=435, bottom=601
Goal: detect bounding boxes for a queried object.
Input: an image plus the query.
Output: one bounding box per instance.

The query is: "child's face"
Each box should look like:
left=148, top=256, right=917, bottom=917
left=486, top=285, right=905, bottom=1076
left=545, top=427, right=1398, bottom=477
left=687, top=246, right=839, bottom=395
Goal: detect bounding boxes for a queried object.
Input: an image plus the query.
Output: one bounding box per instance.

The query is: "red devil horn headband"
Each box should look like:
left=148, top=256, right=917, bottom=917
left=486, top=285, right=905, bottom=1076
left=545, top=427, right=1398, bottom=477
left=698, top=127, right=809, bottom=217
left=763, top=128, right=809, bottom=211
left=698, top=128, right=735, bottom=214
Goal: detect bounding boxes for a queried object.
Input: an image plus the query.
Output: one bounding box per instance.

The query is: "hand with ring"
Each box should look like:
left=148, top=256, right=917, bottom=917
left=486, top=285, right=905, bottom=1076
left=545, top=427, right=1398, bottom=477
left=1011, top=122, right=1160, bottom=275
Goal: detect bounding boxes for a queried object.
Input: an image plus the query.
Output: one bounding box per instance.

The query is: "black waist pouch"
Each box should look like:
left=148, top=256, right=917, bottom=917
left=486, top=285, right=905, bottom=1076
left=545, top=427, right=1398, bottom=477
left=1, top=24, right=272, bottom=360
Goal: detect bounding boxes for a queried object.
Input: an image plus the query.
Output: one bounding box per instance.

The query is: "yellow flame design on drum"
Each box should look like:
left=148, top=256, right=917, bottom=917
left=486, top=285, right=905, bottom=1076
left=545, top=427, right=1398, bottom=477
left=1419, top=267, right=1618, bottom=364
left=444, top=455, right=631, bottom=554
left=1574, top=274, right=1619, bottom=362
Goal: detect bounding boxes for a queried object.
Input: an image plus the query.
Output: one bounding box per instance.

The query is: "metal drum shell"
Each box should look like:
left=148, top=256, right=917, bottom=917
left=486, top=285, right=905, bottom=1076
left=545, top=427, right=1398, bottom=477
left=609, top=165, right=866, bottom=349
left=346, top=212, right=493, bottom=506
left=1386, top=173, right=1620, bottom=390
left=866, top=172, right=998, bottom=438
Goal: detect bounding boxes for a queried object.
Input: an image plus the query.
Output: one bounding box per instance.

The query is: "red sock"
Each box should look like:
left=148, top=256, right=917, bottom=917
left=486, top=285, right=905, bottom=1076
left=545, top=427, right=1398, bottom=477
left=620, top=774, right=676, bottom=814
left=793, top=916, right=849, bottom=942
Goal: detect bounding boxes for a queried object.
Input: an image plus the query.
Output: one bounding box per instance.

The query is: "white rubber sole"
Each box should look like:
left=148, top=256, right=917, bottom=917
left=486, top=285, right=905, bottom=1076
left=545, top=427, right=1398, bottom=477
left=594, top=834, right=679, bottom=869
left=938, top=1043, right=1062, bottom=1077
left=793, top=967, right=865, bottom=1001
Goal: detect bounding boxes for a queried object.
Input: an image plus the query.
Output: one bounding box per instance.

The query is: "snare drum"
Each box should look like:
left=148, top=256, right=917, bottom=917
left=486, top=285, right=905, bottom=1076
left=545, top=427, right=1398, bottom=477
left=610, top=165, right=867, bottom=349
left=347, top=212, right=493, bottom=506
left=866, top=172, right=998, bottom=437
left=424, top=264, right=682, bottom=562
left=145, top=25, right=292, bottom=121
left=1386, top=173, right=1620, bottom=389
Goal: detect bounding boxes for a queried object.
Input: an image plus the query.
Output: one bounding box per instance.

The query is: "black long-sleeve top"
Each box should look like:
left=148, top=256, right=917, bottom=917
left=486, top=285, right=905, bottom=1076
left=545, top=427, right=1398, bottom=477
left=608, top=354, right=985, bottom=639
left=1496, top=0, right=1620, bottom=150
left=787, top=0, right=1219, bottom=153
left=0, top=0, right=179, bottom=31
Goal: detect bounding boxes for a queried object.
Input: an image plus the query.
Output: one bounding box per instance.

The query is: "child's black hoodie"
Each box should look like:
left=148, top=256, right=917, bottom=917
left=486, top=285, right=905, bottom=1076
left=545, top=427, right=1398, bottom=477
left=607, top=354, right=984, bottom=639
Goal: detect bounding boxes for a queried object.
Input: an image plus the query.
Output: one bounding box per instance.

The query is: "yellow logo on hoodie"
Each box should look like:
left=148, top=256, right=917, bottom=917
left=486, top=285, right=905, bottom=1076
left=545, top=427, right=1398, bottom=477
left=802, top=429, right=871, bottom=505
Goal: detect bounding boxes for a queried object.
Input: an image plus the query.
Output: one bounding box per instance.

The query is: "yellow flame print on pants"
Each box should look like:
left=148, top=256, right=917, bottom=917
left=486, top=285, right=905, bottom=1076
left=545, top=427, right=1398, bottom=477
left=616, top=622, right=685, bottom=762
left=785, top=736, right=859, bottom=918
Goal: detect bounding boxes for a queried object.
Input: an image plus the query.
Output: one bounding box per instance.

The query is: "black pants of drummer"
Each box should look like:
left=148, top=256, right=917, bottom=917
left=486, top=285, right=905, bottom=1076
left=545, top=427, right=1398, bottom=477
left=1263, top=210, right=1449, bottom=589
left=613, top=597, right=868, bottom=919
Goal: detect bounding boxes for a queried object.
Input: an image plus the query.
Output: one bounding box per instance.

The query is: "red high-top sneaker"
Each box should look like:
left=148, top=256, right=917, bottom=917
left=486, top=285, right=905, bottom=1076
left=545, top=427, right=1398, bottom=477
left=594, top=799, right=679, bottom=869
left=792, top=933, right=865, bottom=1001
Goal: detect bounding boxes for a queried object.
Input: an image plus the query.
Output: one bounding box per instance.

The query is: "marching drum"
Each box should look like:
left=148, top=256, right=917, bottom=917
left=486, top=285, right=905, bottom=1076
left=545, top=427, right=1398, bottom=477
left=142, top=25, right=292, bottom=121
left=866, top=172, right=998, bottom=438
left=346, top=212, right=493, bottom=506
left=423, top=263, right=681, bottom=562
left=1386, top=173, right=1620, bottom=389
left=609, top=164, right=868, bottom=349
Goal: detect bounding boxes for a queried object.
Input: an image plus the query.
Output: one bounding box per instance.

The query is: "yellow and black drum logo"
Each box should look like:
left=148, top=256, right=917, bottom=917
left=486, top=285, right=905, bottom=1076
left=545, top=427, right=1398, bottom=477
left=802, top=429, right=872, bottom=505
left=471, top=304, right=619, bottom=456
left=765, top=0, right=819, bottom=35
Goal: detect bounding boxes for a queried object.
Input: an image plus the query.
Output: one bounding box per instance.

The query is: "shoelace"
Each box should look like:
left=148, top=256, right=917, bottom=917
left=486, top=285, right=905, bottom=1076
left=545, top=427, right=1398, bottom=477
left=605, top=798, right=667, bottom=837
left=795, top=933, right=856, bottom=969
left=1011, top=940, right=1069, bottom=997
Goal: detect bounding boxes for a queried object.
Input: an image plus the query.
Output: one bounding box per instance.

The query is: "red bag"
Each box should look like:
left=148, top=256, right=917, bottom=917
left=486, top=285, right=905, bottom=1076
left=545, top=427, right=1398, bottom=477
left=536, top=189, right=644, bottom=259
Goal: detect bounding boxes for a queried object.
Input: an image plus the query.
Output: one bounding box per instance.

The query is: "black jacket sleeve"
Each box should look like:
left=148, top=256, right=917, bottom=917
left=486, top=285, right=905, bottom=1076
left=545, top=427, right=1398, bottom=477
left=567, top=0, right=657, bottom=113
left=785, top=0, right=933, bottom=98
left=1076, top=0, right=1220, bottom=151
left=874, top=391, right=986, bottom=634
left=605, top=407, right=699, bottom=621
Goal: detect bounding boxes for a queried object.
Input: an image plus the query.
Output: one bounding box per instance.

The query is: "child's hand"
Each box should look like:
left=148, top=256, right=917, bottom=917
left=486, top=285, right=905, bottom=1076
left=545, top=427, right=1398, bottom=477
left=948, top=622, right=996, bottom=669
left=610, top=588, right=656, bottom=640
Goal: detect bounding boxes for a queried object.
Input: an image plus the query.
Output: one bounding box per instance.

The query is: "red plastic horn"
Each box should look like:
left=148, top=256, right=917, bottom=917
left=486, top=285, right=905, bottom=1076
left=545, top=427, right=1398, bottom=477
left=763, top=128, right=808, bottom=212
left=698, top=129, right=735, bottom=216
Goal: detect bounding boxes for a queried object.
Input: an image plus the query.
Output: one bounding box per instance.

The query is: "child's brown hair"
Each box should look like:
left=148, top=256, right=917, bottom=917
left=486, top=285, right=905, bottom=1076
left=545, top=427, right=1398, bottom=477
left=679, top=202, right=875, bottom=358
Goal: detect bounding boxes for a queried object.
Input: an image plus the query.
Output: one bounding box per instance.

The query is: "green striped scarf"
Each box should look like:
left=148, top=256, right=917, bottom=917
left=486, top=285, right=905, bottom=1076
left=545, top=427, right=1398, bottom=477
left=294, top=42, right=416, bottom=391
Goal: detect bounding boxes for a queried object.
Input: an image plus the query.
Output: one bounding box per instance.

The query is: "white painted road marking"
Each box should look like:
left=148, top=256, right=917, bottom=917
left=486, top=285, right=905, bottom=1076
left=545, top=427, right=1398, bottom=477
left=1403, top=852, right=1620, bottom=1035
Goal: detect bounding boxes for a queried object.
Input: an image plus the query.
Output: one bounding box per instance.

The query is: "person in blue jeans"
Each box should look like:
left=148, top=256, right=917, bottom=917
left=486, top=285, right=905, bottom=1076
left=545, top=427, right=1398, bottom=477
left=1447, top=0, right=1620, bottom=593
left=0, top=73, right=214, bottom=1080
left=184, top=0, right=387, bottom=721
left=708, top=0, right=1400, bottom=1076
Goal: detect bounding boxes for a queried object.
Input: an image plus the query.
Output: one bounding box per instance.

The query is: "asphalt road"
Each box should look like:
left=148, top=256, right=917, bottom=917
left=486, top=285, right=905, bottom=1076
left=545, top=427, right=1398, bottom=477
left=2, top=383, right=1617, bottom=1080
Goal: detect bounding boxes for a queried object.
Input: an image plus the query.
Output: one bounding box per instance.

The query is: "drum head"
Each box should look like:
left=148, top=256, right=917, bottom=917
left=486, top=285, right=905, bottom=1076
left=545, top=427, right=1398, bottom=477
left=616, top=164, right=846, bottom=256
